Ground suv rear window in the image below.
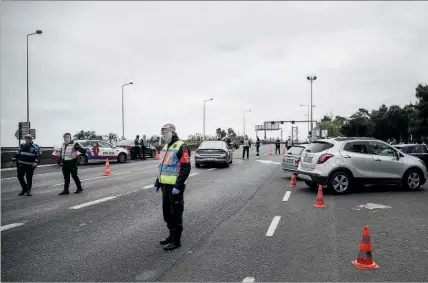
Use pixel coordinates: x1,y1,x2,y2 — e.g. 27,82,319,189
305,141,333,153
286,146,305,155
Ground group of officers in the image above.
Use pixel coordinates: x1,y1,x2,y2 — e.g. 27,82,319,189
133,135,148,160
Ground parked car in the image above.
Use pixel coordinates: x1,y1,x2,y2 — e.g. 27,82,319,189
394,144,428,165
282,144,309,174
195,141,233,168
297,137,427,194
115,139,157,159
52,140,131,165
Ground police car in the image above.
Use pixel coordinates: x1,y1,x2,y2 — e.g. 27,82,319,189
52,140,131,165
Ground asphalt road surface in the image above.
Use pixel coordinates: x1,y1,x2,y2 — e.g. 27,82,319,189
2,144,428,282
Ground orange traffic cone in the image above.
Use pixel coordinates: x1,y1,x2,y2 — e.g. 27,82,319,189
104,158,111,176
314,185,326,208
268,144,273,155
352,226,379,269
289,171,297,188
154,151,159,160
283,147,286,155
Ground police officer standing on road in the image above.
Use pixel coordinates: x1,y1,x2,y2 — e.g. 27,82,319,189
242,135,251,159
12,134,41,196
140,135,147,160
286,136,293,150
57,133,89,195
134,135,142,160
154,124,191,251
255,136,261,156
275,137,281,155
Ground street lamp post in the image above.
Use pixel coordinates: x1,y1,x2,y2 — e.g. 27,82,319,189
121,81,133,139
27,30,43,124
243,110,251,136
301,104,316,137
307,76,317,137
203,98,213,141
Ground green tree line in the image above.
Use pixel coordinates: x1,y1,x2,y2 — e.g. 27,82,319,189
318,84,428,143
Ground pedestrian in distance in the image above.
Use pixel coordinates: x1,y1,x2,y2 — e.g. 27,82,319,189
134,135,142,160
242,135,251,159
154,124,191,251
140,136,147,160
12,134,40,196
286,136,293,150
57,133,90,195
275,137,281,155
255,136,261,156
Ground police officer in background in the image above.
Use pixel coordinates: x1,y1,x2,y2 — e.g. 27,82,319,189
255,136,261,156
286,136,293,150
275,137,281,155
57,133,89,195
140,135,147,160
12,134,40,196
154,124,191,251
134,135,142,160
242,135,251,159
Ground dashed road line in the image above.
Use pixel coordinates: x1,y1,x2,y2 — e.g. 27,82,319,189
69,196,117,210
243,277,255,282
189,172,200,177
283,191,291,201
266,216,281,236
206,168,216,171
1,223,24,232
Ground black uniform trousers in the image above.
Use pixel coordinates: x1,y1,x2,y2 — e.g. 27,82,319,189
242,146,250,159
17,164,35,192
62,161,82,192
141,146,147,160
256,145,260,156
275,145,280,154
161,184,184,244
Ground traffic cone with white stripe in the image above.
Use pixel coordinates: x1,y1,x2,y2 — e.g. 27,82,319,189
268,144,273,155
314,185,326,208
289,171,297,188
104,158,111,176
352,226,379,269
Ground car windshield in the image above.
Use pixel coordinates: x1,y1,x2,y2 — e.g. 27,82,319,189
286,146,306,155
199,141,224,149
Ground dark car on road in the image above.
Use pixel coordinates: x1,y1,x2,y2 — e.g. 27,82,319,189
115,139,157,160
394,144,428,165
195,141,233,168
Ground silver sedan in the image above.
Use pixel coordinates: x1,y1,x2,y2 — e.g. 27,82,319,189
195,141,233,168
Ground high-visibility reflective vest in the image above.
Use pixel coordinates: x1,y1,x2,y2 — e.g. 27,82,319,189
62,143,78,161
158,140,184,185
243,139,250,147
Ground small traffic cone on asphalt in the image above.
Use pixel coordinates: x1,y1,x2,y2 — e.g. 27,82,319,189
268,144,273,155
154,151,159,160
104,158,111,176
314,185,326,208
352,226,379,270
289,171,297,188
283,147,286,155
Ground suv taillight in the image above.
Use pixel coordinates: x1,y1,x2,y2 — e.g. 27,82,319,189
318,153,334,164
295,158,300,164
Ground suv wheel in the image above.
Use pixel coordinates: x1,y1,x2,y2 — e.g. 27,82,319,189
328,171,352,195
77,155,88,165
403,169,422,191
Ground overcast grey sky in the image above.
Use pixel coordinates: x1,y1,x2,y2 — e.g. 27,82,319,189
1,1,427,146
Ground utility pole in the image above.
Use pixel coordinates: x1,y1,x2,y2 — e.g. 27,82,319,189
307,76,317,137
243,110,251,136
121,81,133,139
27,30,43,123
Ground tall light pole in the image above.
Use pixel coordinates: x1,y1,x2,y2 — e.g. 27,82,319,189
27,30,43,124
122,81,133,139
301,104,315,137
243,110,251,136
203,98,213,141
307,76,317,136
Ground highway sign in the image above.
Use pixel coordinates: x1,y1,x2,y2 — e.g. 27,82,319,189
255,125,265,131
30,129,36,139
264,121,280,131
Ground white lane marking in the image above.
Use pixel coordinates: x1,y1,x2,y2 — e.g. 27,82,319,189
1,223,24,231
243,277,255,282
266,216,281,236
69,196,117,210
256,160,281,165
283,191,291,202
143,184,153,189
207,168,216,171
189,173,199,177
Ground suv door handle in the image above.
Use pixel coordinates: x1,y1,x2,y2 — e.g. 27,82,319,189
375,159,381,162
343,155,351,158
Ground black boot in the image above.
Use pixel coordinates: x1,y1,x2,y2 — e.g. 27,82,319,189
26,189,32,196
160,231,171,245
164,227,182,251
59,190,70,195
18,190,26,196
74,188,83,194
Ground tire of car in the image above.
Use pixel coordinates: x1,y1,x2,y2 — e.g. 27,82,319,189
327,170,352,195
402,168,423,191
304,180,318,190
195,163,201,168
117,153,127,163
77,155,88,165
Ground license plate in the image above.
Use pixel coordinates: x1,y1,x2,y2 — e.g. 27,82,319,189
303,156,313,163
287,159,294,163
205,158,215,161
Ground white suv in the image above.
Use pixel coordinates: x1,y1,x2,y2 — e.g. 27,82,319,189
297,137,427,194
